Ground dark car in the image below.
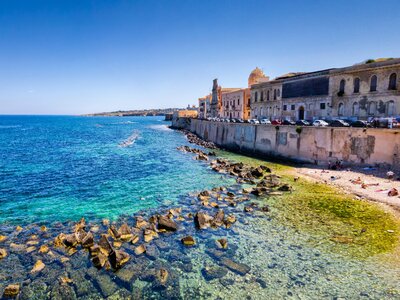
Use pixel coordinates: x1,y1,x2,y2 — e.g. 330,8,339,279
350,120,370,128
295,120,310,126
282,120,296,125
330,120,350,127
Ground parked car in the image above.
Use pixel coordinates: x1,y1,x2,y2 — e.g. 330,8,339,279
330,120,350,127
271,120,282,125
282,120,296,125
312,120,329,127
350,120,370,128
295,120,310,126
237,119,244,123
249,119,260,124
260,119,271,125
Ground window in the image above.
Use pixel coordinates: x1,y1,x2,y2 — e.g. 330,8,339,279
354,78,360,93
370,75,377,92
338,103,344,116
237,99,240,105
254,92,258,102
308,103,313,110
267,90,270,101
283,104,287,111
388,100,395,116
277,89,280,97
291,104,295,111
389,73,397,90
261,91,264,101
352,102,359,116
368,102,376,115
320,103,326,110
339,79,346,95
274,89,277,100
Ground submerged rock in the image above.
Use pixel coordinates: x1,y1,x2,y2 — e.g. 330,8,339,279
31,260,45,274
194,212,212,230
158,216,178,231
3,284,20,298
202,266,228,281
135,244,146,255
216,238,228,249
98,234,113,256
211,210,225,228
181,236,196,246
0,248,7,259
109,249,130,269
220,258,250,276
118,223,133,241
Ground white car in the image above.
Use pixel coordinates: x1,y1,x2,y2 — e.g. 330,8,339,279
249,119,260,124
260,119,271,125
312,120,329,127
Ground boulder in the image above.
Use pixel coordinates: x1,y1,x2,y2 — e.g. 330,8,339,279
156,268,169,286
277,184,292,192
224,215,236,228
131,234,139,244
81,232,94,248
135,244,146,255
109,250,130,269
194,212,211,230
202,266,228,281
63,233,78,247
181,236,195,246
108,225,121,240
158,215,178,232
211,210,225,228
145,244,160,260
3,284,20,298
0,235,7,242
89,244,100,257
0,248,7,259
144,229,158,243
92,253,108,269
244,206,253,213
251,167,264,178
31,260,45,273
135,216,148,229
98,234,114,256
215,238,228,249
261,205,270,212
118,223,133,241
220,258,250,276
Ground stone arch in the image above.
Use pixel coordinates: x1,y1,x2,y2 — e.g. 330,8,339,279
352,102,359,116
370,75,377,92
338,102,344,116
387,100,395,116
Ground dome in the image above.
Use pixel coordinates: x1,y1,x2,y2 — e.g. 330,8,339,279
248,67,269,87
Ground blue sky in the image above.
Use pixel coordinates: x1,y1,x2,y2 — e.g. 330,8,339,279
0,0,399,115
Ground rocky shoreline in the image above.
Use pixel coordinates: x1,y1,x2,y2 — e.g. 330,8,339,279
0,131,294,299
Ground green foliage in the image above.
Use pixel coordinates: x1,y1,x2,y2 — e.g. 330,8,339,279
295,126,302,134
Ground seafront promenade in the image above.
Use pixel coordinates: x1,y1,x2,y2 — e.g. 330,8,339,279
173,117,400,169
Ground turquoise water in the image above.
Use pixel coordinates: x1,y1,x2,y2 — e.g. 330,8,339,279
0,116,232,225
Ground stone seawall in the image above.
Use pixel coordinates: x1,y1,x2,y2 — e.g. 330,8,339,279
175,118,400,168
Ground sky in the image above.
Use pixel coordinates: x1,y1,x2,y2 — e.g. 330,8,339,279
0,0,399,115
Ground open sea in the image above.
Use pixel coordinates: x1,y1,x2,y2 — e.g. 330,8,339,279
0,115,399,299
0,115,232,225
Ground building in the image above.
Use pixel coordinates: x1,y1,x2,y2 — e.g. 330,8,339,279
221,88,251,120
250,58,400,121
209,78,242,118
198,94,212,119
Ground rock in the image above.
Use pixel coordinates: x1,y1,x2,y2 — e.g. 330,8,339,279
242,188,252,194
196,153,209,161
81,232,94,248
109,249,130,269
64,233,78,247
145,244,160,260
40,225,47,232
15,225,23,232
102,219,110,226
144,229,158,243
261,205,270,212
131,234,139,244
59,276,73,285
135,244,146,255
154,239,169,251
195,212,211,230
89,245,100,257
244,206,253,213
98,234,114,256
215,238,228,249
118,223,133,241
251,167,264,178
202,266,228,281
74,217,86,232
70,269,95,297
158,216,178,231
31,260,45,273
0,235,7,242
135,216,148,229
113,241,122,248
0,248,7,259
224,214,236,228
92,253,108,269
108,225,121,240
227,191,235,197
51,282,77,300
211,209,225,227
156,268,169,285
26,246,36,253
181,236,196,246
89,271,118,297
3,284,20,298
107,288,132,300
220,258,250,276
54,233,66,247
388,188,398,197
38,245,49,253
278,184,292,192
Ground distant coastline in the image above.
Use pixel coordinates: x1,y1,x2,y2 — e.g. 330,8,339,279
84,108,181,117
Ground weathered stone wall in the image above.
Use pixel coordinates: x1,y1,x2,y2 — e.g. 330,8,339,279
189,119,400,168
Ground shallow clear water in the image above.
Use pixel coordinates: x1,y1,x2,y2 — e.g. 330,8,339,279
0,116,399,299
0,116,232,225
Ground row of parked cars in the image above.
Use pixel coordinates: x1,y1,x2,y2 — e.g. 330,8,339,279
205,117,399,128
